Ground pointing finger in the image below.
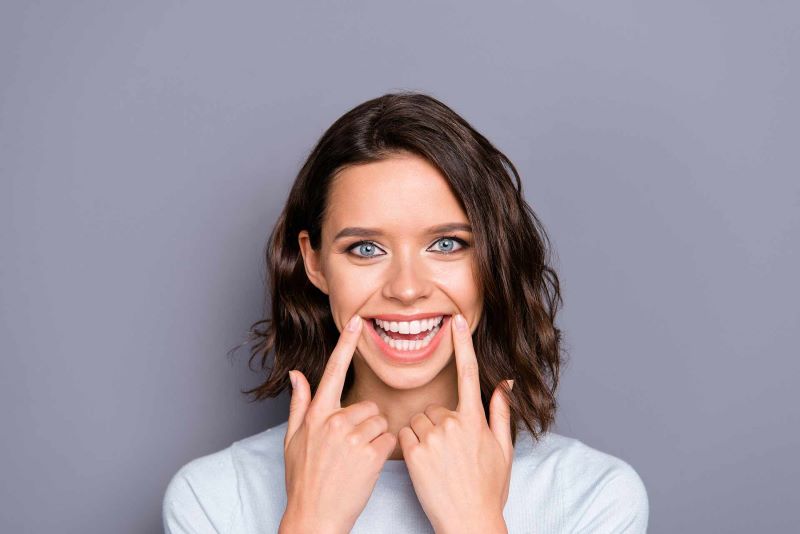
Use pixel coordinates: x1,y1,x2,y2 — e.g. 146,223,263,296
312,314,362,411
451,313,483,417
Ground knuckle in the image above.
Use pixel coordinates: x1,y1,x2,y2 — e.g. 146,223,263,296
364,415,389,434
425,404,438,416
345,432,361,447
425,430,442,446
371,415,388,432
364,415,381,426
442,416,460,432
326,413,348,431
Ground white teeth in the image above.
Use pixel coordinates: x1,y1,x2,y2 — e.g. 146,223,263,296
372,316,445,352
375,315,443,333
377,324,441,351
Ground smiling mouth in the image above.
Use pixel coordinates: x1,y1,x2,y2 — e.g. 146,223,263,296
370,315,448,351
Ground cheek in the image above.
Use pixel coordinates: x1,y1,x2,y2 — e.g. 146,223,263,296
326,267,375,314
433,264,481,306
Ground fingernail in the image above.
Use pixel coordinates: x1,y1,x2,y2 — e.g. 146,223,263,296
454,313,468,331
289,371,296,389
347,314,361,332
507,379,514,391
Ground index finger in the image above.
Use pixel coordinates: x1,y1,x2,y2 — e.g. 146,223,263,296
312,313,362,411
451,313,484,416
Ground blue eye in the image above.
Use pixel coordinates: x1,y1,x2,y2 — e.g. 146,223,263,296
430,236,466,254
345,236,469,258
349,241,385,258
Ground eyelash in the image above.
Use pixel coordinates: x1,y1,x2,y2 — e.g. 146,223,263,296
345,235,470,259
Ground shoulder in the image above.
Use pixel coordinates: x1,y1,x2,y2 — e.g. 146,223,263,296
162,444,237,533
513,430,649,533
162,421,289,533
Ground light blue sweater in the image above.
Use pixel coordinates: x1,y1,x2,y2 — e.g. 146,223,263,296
163,420,648,533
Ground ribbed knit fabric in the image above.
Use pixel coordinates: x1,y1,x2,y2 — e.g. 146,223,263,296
163,420,648,533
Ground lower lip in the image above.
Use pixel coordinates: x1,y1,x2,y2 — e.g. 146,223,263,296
366,316,451,364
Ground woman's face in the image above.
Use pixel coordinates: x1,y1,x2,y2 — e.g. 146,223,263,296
298,153,483,391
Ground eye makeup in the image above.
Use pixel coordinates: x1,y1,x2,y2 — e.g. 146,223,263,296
343,235,471,259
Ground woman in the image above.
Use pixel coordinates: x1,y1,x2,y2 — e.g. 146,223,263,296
163,92,649,533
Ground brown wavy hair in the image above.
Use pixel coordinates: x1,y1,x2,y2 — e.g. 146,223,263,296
228,91,566,446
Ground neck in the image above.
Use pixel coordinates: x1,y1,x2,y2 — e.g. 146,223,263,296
341,356,459,461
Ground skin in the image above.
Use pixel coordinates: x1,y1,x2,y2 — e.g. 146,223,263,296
290,153,513,533
280,316,397,534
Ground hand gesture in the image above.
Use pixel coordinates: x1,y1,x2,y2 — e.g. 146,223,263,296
280,314,398,534
397,313,514,534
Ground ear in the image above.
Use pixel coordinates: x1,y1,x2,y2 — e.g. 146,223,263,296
298,230,329,295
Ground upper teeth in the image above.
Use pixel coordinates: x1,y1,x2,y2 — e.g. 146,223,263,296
375,316,444,334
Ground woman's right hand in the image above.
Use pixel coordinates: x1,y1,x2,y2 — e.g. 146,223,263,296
279,314,397,534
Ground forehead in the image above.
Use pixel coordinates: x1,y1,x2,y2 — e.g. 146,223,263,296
325,154,468,233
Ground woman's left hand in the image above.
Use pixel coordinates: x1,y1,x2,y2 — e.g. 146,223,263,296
398,313,514,534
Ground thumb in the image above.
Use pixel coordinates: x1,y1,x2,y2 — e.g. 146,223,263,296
285,370,311,449
489,379,514,463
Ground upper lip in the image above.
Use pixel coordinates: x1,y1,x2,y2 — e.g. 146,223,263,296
367,312,450,322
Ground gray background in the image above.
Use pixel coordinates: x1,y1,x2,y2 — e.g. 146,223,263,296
1,1,797,532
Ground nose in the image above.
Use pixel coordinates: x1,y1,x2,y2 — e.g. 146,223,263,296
381,245,433,305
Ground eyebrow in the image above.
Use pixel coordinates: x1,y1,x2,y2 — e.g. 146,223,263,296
333,222,473,241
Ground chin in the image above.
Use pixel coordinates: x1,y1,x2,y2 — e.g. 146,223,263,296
370,362,447,390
